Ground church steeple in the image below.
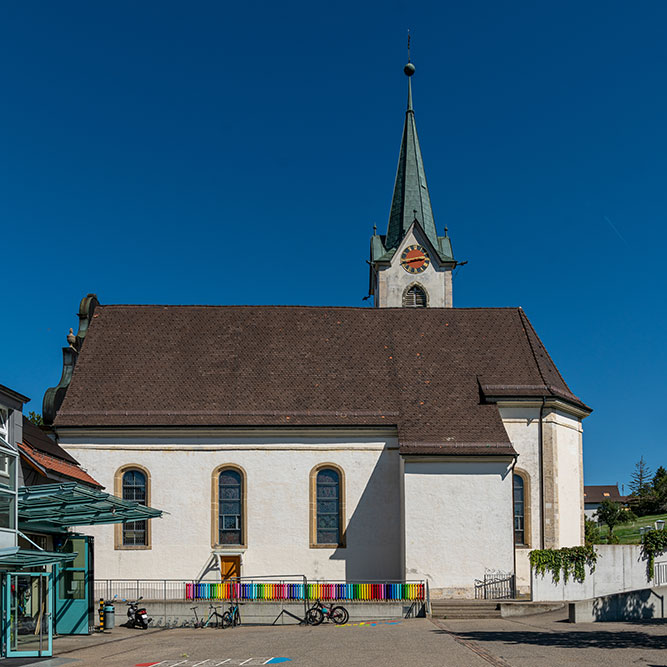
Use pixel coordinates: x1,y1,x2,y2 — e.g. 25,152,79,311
385,62,437,251
369,56,456,308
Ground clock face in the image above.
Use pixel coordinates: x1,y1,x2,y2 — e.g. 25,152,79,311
400,245,430,274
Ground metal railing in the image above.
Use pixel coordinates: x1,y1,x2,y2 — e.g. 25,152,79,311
655,561,667,586
474,572,517,600
95,577,426,603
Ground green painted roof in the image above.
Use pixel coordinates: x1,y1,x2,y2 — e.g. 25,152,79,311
373,66,454,265
0,547,77,569
18,482,163,529
386,73,437,250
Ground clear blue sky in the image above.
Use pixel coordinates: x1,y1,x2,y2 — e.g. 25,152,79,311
2,1,665,490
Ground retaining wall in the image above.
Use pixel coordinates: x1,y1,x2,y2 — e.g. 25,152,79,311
568,585,667,622
112,600,422,627
532,545,654,602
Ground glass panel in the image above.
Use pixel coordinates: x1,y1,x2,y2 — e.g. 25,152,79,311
220,501,240,515
219,469,243,545
59,570,85,600
60,538,86,569
316,469,340,545
513,475,525,545
0,491,16,529
122,470,147,546
11,574,49,654
317,500,338,514
122,521,146,546
317,530,338,544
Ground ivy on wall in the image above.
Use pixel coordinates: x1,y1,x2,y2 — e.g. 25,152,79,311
642,530,667,580
529,546,597,584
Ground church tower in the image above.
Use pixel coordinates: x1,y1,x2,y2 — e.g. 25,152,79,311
369,60,456,308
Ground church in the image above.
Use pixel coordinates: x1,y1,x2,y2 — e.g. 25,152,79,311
42,60,591,598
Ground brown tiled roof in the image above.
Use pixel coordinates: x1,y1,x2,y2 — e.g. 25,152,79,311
584,485,622,504
19,442,102,488
22,417,78,464
53,305,590,455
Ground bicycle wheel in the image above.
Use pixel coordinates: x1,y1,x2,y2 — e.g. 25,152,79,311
221,611,233,628
305,607,324,626
233,609,241,627
330,606,348,625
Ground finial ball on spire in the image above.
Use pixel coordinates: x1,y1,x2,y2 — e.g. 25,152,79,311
404,62,415,76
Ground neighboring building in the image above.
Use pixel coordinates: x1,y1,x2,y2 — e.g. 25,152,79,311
42,60,591,598
584,485,625,521
0,383,163,659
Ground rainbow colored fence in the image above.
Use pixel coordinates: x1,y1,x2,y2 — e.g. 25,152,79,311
185,581,424,602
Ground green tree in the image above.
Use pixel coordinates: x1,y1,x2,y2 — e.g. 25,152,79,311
629,457,653,497
27,411,43,426
595,500,636,544
584,518,601,546
654,466,667,512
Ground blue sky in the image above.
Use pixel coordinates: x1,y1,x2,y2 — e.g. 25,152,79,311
2,1,665,489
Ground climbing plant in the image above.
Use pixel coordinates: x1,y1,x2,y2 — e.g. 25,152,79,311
529,546,597,584
642,530,667,580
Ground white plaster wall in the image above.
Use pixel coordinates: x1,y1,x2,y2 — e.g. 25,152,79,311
532,545,650,601
60,433,402,582
550,410,584,547
376,227,452,308
403,459,514,597
498,407,542,549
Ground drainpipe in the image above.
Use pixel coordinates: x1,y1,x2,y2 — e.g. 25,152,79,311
539,397,546,549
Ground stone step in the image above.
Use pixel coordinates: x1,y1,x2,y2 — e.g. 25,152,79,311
430,600,502,619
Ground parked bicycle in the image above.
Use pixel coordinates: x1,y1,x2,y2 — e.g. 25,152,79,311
221,599,242,628
305,599,348,625
201,603,226,628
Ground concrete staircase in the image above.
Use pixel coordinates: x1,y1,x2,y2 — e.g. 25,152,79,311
430,599,502,619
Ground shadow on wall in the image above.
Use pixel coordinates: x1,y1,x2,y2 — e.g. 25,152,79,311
329,448,402,581
593,588,665,621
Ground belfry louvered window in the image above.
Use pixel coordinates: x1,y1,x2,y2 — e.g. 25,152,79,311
403,285,427,308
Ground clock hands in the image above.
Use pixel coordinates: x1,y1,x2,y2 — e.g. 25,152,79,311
402,255,427,264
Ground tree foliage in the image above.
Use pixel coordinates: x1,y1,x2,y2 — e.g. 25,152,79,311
595,500,636,543
629,457,653,497
584,518,601,546
27,412,43,426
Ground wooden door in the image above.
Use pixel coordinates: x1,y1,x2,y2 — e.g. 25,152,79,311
219,555,240,581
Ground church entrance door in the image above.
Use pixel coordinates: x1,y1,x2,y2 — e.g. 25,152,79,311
219,555,240,581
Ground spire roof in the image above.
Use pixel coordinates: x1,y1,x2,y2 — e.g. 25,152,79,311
385,63,438,251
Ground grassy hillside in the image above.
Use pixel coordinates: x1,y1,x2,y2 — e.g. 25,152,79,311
597,512,667,544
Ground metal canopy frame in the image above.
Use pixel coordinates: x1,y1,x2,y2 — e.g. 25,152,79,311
0,547,77,568
18,482,163,528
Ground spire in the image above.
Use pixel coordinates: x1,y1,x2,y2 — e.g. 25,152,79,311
385,59,438,251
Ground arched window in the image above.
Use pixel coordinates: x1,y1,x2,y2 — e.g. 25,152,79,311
211,465,247,548
219,469,243,545
403,284,428,308
310,464,346,548
114,465,151,549
513,470,531,547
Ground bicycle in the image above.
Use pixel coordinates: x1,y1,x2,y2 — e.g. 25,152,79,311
201,604,226,628
306,599,348,625
190,606,203,628
221,600,242,628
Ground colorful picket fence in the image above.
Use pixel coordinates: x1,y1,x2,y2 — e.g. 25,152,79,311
185,581,424,602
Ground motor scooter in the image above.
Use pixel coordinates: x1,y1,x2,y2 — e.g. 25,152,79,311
125,597,152,629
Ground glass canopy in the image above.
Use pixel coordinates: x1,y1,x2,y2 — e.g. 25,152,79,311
18,482,163,530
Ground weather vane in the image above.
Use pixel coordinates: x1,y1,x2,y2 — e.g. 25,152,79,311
407,29,411,63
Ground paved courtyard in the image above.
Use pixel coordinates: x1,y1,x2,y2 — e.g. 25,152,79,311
18,610,667,667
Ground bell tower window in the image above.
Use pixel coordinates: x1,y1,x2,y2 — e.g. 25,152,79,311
403,285,428,308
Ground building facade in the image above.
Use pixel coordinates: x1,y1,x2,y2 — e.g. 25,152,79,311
43,61,591,598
